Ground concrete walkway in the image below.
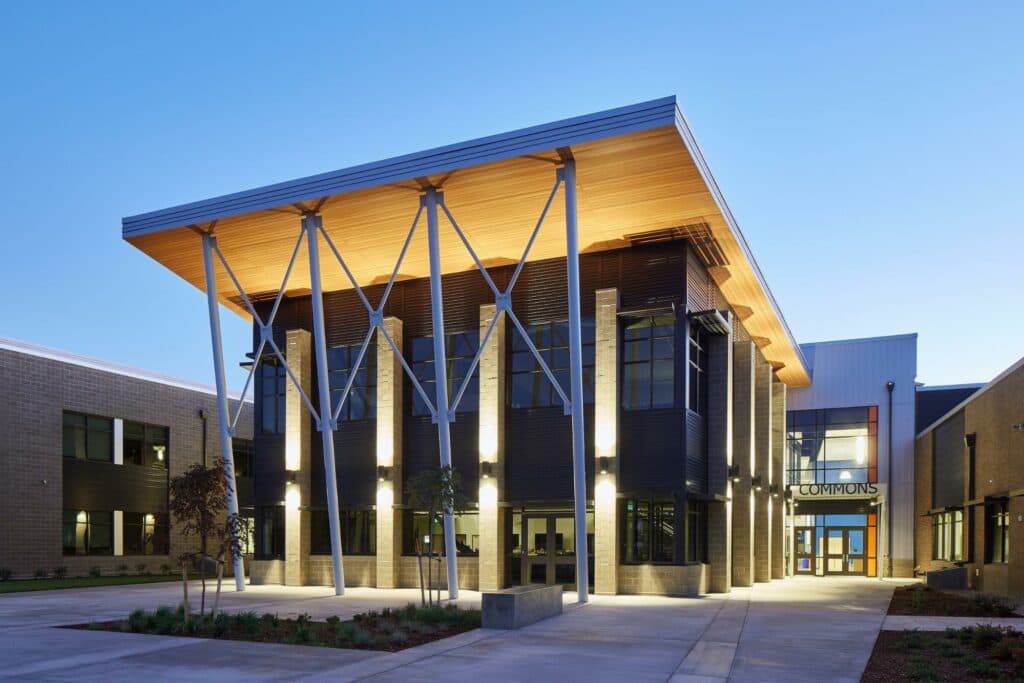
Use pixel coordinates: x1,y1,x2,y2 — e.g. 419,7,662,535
0,577,902,682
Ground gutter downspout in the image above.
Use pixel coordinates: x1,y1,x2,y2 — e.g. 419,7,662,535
886,380,895,578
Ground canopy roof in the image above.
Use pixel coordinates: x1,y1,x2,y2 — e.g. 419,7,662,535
123,96,809,386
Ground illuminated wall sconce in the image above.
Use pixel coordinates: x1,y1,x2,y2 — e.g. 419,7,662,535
377,466,393,482
751,475,764,491
869,498,879,507
784,488,793,502
599,456,611,475
728,464,741,483
769,484,780,498
480,461,494,479
287,470,298,484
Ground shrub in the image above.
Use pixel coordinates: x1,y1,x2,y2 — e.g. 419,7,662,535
136,563,148,575
0,568,11,581
52,566,68,579
116,563,129,576
236,611,260,637
325,615,341,626
128,609,148,632
212,613,230,637
971,623,1011,650
974,593,1018,617
902,629,925,650
906,655,937,681
390,629,409,645
261,613,280,628
34,568,49,579
89,566,102,578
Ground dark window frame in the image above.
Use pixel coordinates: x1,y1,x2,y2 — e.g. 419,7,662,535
259,360,287,434
785,406,879,485
62,509,114,556
931,509,963,562
62,411,113,462
122,511,169,556
411,331,480,417
233,438,254,478
402,510,481,557
621,314,675,411
310,507,377,555
255,505,285,560
986,500,1009,564
327,342,378,422
509,319,595,409
620,498,675,564
123,420,169,469
687,325,708,416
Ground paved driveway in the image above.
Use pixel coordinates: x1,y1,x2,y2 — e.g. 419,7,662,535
0,577,901,682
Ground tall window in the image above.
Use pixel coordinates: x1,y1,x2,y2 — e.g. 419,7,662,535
62,510,113,555
259,361,286,434
687,325,707,415
123,512,169,555
255,505,285,559
123,421,169,468
510,320,595,408
62,412,113,462
327,343,377,421
621,499,674,563
403,511,480,556
686,501,707,563
411,331,479,416
622,315,674,410
786,407,878,484
233,439,254,478
932,509,963,562
311,508,376,555
986,501,1009,564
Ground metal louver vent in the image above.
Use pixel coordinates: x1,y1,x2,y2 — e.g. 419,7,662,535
626,222,729,268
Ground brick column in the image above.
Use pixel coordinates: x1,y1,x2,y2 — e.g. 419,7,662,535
706,320,733,593
376,317,403,588
478,304,506,591
771,379,786,579
732,340,755,587
285,329,312,586
594,288,619,594
753,353,772,583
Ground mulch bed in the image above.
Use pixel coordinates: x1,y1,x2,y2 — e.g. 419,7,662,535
888,585,1021,617
863,628,1024,682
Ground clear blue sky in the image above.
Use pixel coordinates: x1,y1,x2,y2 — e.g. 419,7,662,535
2,2,1021,391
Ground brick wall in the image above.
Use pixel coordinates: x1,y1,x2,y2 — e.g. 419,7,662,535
618,563,707,596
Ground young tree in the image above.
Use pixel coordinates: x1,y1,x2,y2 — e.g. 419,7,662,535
210,513,247,618
168,460,229,619
407,465,468,606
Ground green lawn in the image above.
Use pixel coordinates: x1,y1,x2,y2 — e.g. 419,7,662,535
0,574,183,594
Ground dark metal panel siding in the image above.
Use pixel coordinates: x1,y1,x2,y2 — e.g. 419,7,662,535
916,387,980,434
686,411,707,494
506,406,595,502
686,247,714,312
618,409,685,497
932,410,965,508
402,417,479,501
617,243,686,312
63,460,168,513
310,422,377,507
253,434,286,506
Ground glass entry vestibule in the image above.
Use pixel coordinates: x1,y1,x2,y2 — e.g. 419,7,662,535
793,512,878,577
509,507,594,590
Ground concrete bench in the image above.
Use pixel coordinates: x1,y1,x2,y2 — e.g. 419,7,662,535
481,583,563,629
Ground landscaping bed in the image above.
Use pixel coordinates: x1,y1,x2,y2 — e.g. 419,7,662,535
0,574,181,594
888,584,1020,617
72,603,481,652
863,626,1024,682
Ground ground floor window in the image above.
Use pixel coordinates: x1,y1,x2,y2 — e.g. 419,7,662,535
932,509,963,562
311,508,376,555
62,510,113,555
686,501,707,564
123,512,169,555
255,505,285,560
621,499,675,564
402,510,479,556
986,501,1009,564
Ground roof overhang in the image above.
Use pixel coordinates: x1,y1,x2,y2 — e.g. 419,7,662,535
122,96,810,386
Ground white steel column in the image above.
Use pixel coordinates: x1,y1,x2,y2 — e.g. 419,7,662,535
562,158,590,602
423,188,460,600
200,232,246,592
303,213,345,595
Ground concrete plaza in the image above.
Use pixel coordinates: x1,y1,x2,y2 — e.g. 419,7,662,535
0,577,905,682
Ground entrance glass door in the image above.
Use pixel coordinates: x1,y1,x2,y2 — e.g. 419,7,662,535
824,528,866,575
795,526,815,574
521,514,579,588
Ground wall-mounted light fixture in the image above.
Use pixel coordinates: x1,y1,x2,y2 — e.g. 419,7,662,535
784,488,793,502
769,484,780,498
376,466,392,482
728,464,741,483
287,470,298,484
480,461,493,479
751,475,763,491
599,456,610,475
